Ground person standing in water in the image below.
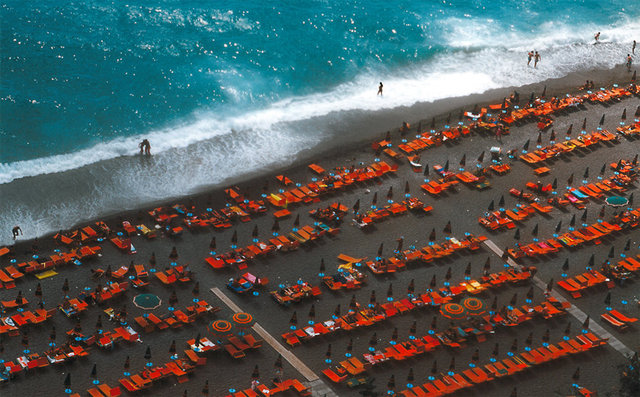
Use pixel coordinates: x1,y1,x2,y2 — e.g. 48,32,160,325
527,50,534,66
594,32,600,42
139,139,151,155
633,40,636,54
377,82,383,96
534,51,541,68
12,225,22,240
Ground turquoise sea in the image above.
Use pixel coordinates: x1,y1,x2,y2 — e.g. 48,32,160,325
1,1,639,243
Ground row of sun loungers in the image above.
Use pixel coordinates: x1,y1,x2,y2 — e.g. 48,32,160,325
507,210,640,259
0,245,101,289
134,300,219,333
520,130,618,164
267,161,397,208
59,281,129,317
223,378,311,397
1,344,90,382
360,235,487,274
557,269,613,298
284,266,535,346
397,333,608,397
206,223,338,270
0,308,57,336
323,297,569,383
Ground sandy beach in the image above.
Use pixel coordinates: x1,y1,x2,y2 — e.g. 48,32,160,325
1,65,639,397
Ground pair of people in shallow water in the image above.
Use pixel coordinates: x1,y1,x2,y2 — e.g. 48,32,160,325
527,50,541,68
138,139,151,155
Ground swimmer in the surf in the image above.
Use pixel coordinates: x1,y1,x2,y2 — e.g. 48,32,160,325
527,50,534,66
534,51,541,68
594,32,600,43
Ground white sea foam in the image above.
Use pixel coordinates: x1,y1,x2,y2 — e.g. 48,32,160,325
1,16,638,245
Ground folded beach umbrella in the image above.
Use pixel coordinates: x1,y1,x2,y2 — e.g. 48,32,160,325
325,344,332,361
386,283,393,300
396,237,403,252
274,355,283,369
251,365,260,380
444,160,450,171
386,186,393,201
387,375,396,392
352,199,360,214
484,257,491,272
567,173,574,186
541,85,546,98
584,167,589,179
429,275,437,289
599,114,605,126
202,380,209,396
429,228,436,242
446,113,451,125
390,328,398,343
449,356,456,371
307,304,316,322
459,154,466,167
430,117,436,131
417,121,422,134
443,221,452,234
622,108,626,121
487,200,495,211
350,294,358,311
523,139,530,151
346,338,353,356
407,279,415,296
549,130,556,142
430,316,437,331
492,343,499,358
319,258,325,275
169,246,178,260
372,192,378,207
498,195,505,207
536,132,542,145
231,230,238,247
334,304,341,318
369,291,376,306
635,105,640,117
271,219,280,234
582,316,590,330
525,332,533,347
423,164,429,176
477,151,485,163
431,360,438,375
542,329,550,342
566,124,573,136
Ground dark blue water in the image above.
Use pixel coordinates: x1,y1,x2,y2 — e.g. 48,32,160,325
1,0,638,243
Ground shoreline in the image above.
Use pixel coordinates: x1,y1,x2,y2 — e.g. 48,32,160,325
1,63,638,397
4,64,636,250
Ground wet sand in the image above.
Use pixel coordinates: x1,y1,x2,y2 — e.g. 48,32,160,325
1,65,639,397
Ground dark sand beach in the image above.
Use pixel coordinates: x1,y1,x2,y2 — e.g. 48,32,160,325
1,65,639,397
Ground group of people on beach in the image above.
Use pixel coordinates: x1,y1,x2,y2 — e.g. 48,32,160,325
524,34,636,70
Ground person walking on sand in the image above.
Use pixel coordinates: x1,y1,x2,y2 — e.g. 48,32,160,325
627,54,633,71
594,32,600,43
527,50,534,66
534,51,541,68
12,226,22,240
377,82,383,96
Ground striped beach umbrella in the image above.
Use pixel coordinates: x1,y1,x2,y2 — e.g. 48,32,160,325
440,303,467,320
210,320,233,338
462,297,486,316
